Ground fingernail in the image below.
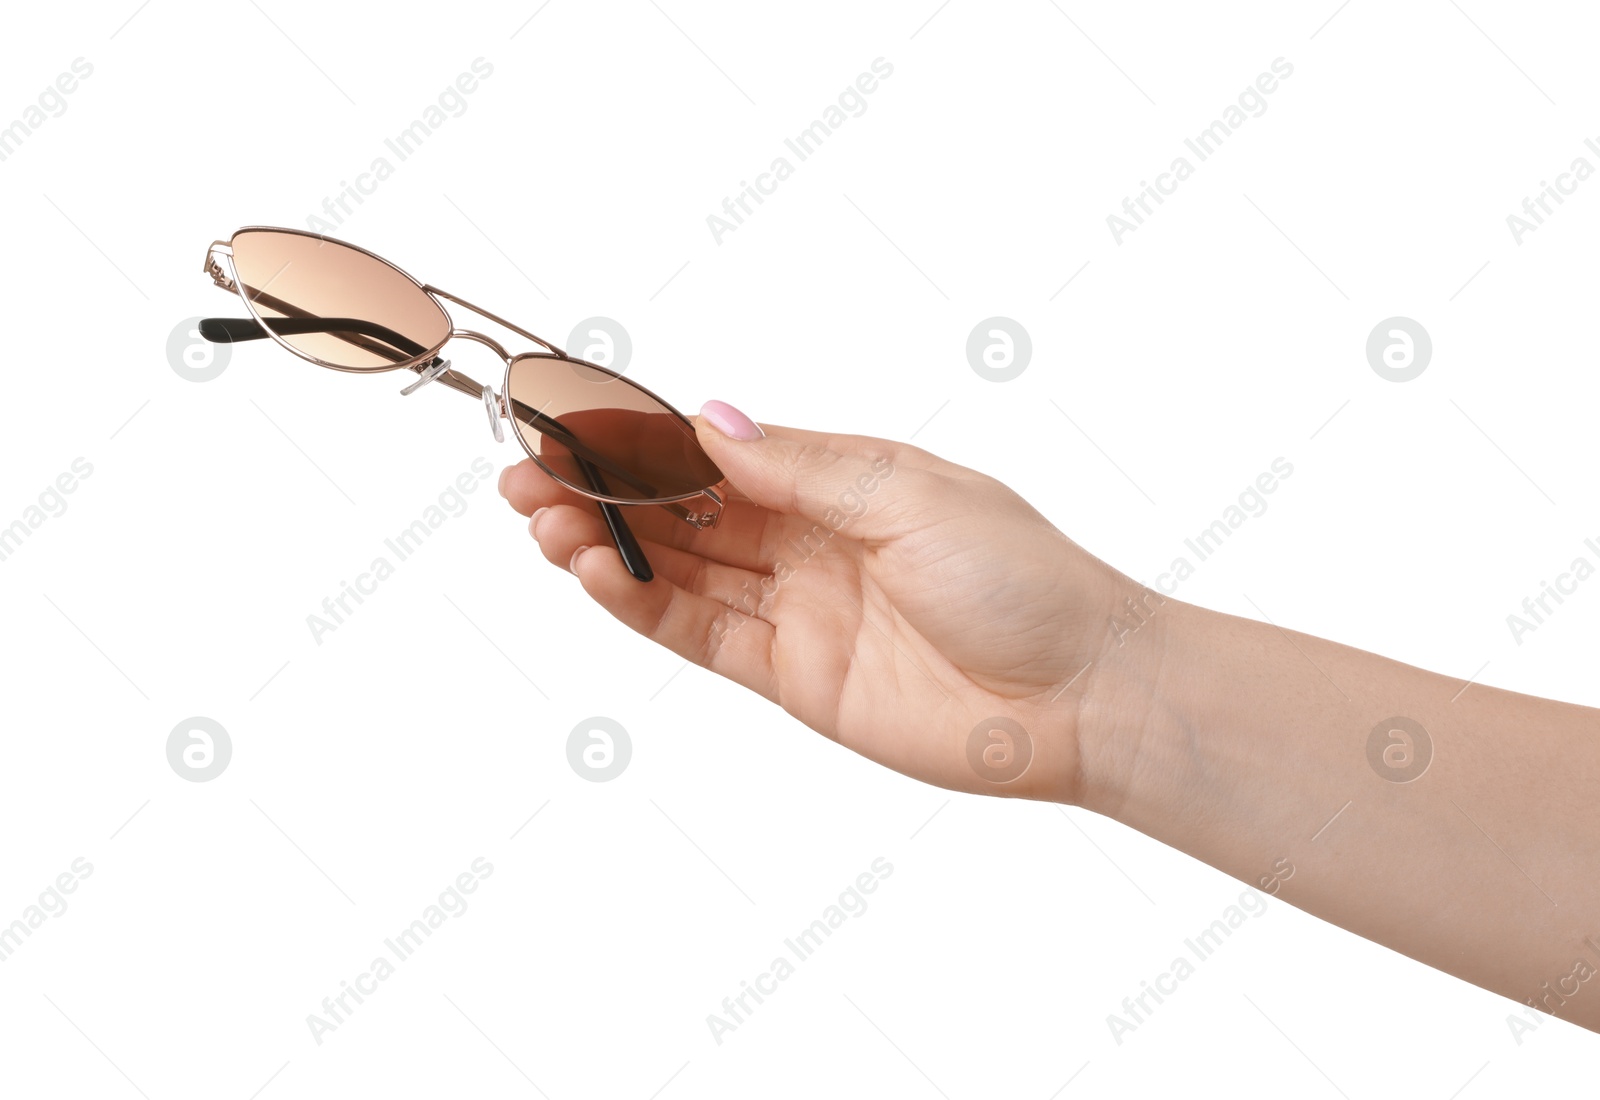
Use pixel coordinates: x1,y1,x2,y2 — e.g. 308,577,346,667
528,507,549,539
700,400,764,441
498,465,513,498
569,545,591,575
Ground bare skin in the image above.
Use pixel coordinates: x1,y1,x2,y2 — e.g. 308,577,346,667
498,402,1600,1036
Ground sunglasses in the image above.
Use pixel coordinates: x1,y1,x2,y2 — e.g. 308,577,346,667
199,226,727,583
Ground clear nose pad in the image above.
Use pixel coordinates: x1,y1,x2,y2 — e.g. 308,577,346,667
400,357,452,396
482,385,505,443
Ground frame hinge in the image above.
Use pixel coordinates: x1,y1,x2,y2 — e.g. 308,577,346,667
676,488,724,529
204,255,235,291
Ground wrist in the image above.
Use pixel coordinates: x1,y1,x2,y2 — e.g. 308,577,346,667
1069,585,1210,816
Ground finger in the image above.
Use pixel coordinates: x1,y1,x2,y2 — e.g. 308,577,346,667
702,420,977,480
499,456,588,516
567,542,780,703
528,503,778,616
695,401,942,540
499,457,785,573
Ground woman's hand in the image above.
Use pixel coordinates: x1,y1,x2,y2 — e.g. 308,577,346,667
498,400,1158,804
502,401,1600,1031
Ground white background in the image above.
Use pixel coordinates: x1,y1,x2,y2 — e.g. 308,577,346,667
1,0,1597,1095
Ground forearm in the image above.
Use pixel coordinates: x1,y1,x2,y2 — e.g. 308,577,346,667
1080,597,1600,1031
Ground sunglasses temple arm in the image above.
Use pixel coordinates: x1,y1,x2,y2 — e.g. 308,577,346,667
202,316,663,495
200,313,657,581
427,367,655,583
577,456,654,582
500,396,661,498
202,314,665,497
199,315,427,360
206,285,433,362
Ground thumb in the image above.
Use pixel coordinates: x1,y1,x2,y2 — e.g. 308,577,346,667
695,400,929,539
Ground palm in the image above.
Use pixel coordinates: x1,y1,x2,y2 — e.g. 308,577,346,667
741,485,1112,799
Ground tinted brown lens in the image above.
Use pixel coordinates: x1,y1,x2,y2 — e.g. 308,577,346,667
229,229,450,370
506,356,722,502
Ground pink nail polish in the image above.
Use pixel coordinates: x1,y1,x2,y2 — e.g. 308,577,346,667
569,545,591,574
700,399,764,441
529,507,549,539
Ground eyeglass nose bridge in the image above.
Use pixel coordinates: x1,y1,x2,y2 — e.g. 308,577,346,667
438,329,515,443
396,328,513,436
446,327,512,362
